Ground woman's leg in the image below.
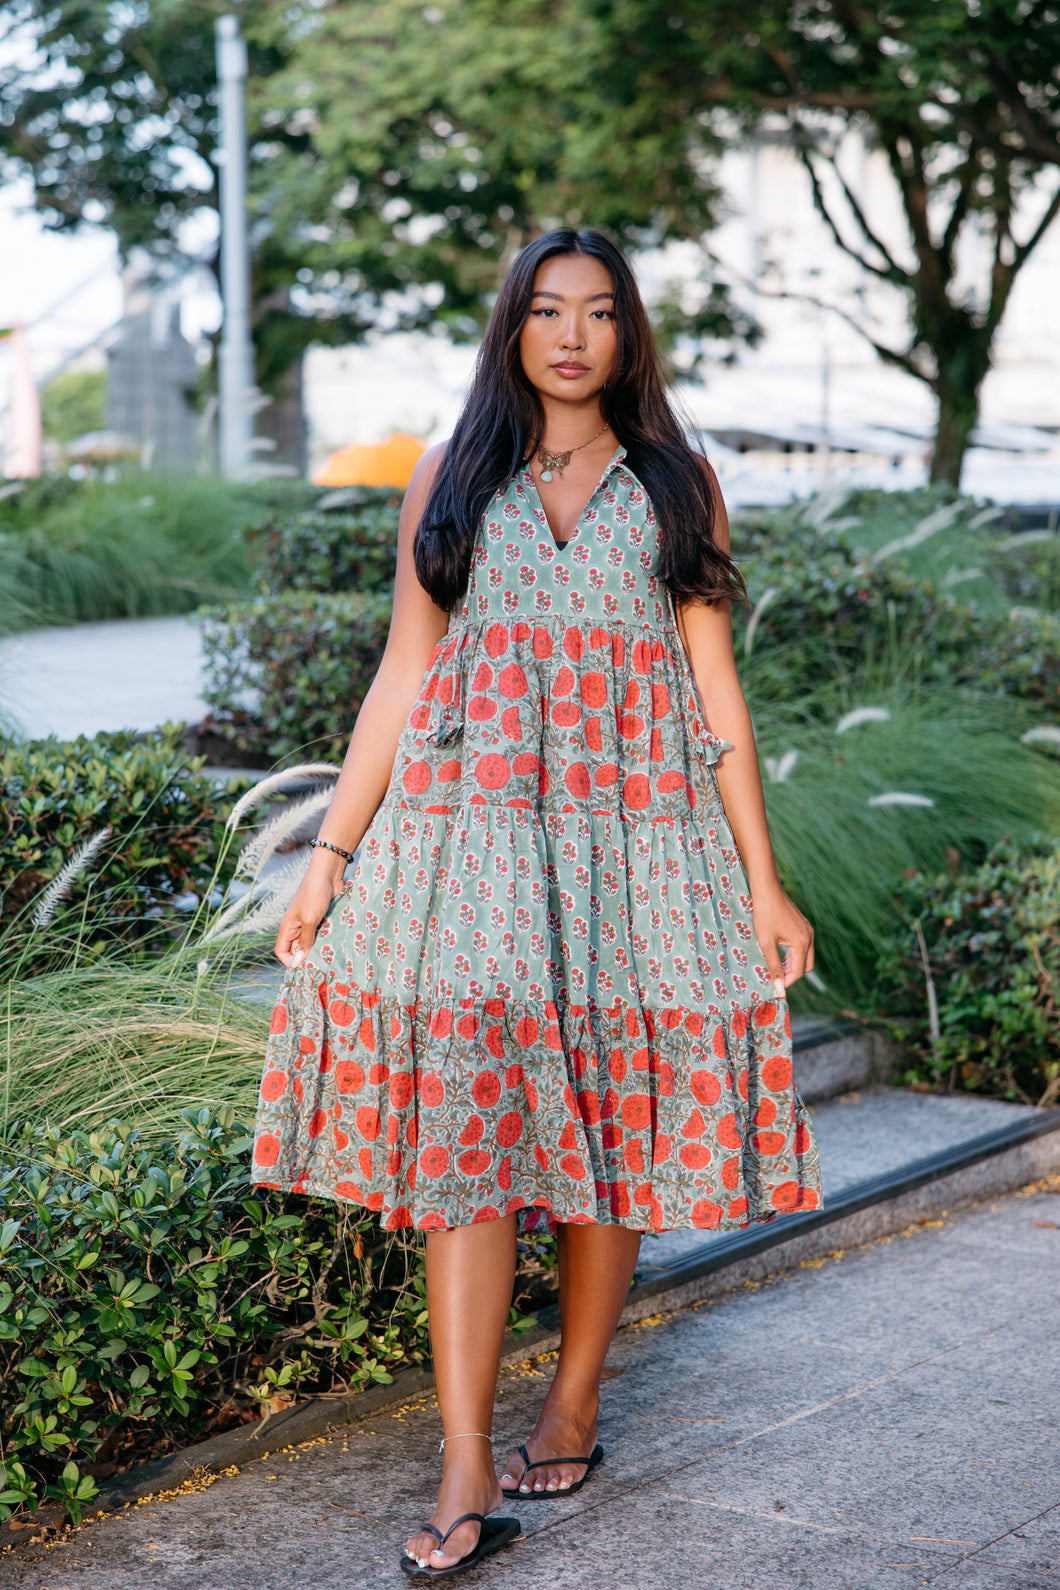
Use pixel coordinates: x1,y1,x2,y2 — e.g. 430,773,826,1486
500,1222,641,1494
404,1214,518,1569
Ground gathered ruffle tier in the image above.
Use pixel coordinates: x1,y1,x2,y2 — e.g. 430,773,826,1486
255,969,819,1232
252,611,821,1231
391,612,731,826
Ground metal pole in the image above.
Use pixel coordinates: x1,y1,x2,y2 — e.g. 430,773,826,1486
215,15,254,479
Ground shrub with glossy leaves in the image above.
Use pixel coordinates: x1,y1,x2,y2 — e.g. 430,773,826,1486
199,591,393,760
248,489,401,596
876,835,1060,1104
0,726,241,956
0,1111,424,1523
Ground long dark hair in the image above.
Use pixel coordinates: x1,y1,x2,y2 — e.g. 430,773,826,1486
415,228,746,612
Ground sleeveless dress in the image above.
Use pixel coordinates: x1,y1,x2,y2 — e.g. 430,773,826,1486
251,445,822,1233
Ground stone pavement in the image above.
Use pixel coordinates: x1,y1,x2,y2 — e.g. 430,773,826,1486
0,616,206,740
7,1179,1059,1590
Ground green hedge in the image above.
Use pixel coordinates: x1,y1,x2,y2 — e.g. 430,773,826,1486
198,488,401,759
876,835,1060,1104
0,727,241,958
0,1112,424,1522
247,489,401,595
734,521,1060,712
199,592,393,759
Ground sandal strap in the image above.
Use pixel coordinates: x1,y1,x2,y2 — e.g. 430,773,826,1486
420,1525,444,1545
521,1453,594,1473
438,1512,486,1548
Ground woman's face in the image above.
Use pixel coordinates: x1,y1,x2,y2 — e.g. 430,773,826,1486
518,253,617,404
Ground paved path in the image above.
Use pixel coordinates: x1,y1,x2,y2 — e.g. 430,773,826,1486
8,1178,1059,1590
0,616,206,740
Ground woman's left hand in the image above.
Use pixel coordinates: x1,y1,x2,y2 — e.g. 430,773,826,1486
751,882,814,997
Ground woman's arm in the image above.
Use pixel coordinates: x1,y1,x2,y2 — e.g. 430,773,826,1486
274,444,452,966
672,465,814,995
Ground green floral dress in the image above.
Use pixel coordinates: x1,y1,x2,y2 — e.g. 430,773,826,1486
251,445,822,1233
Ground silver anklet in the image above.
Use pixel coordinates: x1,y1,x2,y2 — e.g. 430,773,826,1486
439,1432,495,1452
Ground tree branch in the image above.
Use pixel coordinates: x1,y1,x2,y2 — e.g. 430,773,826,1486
793,132,906,284
940,154,978,263
717,256,933,389
698,78,879,114
986,178,1060,336
879,121,953,317
984,50,1060,168
820,135,908,278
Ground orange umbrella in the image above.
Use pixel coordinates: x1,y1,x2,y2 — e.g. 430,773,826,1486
313,431,426,488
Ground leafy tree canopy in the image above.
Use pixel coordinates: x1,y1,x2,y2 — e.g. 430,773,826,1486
573,0,1060,480
0,0,756,387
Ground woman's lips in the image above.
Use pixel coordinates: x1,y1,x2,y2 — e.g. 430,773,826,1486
552,362,589,378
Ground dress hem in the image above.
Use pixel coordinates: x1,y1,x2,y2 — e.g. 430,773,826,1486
250,1168,821,1236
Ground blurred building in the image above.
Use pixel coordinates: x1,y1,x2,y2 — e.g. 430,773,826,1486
106,288,198,471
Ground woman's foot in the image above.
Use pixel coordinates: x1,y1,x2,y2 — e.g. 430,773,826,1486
499,1394,599,1495
404,1443,503,1572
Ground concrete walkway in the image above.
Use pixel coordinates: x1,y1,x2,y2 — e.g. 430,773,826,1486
9,1178,1059,1590
0,616,206,740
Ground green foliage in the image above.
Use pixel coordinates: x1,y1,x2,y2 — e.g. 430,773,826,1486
798,486,1060,617
248,490,401,595
199,592,393,761
0,1111,427,1522
7,0,1058,474
876,837,1060,1105
40,369,107,446
750,684,1060,1007
0,952,266,1142
0,0,755,376
198,487,401,758
0,726,240,960
0,472,265,632
733,495,1060,715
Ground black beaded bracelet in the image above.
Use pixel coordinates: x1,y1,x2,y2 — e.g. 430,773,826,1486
310,838,356,863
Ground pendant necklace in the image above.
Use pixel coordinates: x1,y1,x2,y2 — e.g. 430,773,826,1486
537,422,610,483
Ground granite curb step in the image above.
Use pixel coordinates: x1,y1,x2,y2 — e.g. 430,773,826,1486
83,1091,1060,1518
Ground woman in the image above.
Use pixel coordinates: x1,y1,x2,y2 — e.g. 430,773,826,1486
252,228,821,1579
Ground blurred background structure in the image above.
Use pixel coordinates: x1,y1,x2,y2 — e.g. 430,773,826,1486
0,0,1057,501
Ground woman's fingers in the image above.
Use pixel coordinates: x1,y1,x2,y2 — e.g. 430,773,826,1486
275,914,311,967
758,935,787,1000
779,927,814,987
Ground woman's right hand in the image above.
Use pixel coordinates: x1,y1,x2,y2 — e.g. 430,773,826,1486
274,852,349,968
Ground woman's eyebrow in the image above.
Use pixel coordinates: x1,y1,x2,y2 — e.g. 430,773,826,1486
532,290,615,302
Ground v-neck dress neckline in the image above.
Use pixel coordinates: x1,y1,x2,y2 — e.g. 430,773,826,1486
523,444,627,551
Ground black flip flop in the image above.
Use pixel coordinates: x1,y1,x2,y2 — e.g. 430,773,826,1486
500,1442,604,1499
399,1512,521,1579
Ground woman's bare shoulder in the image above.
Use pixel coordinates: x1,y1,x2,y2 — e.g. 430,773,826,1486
401,440,451,522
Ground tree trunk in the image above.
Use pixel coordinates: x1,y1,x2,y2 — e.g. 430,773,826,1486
929,387,976,486
929,339,991,488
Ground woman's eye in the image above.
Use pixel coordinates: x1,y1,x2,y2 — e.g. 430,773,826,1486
532,308,558,318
